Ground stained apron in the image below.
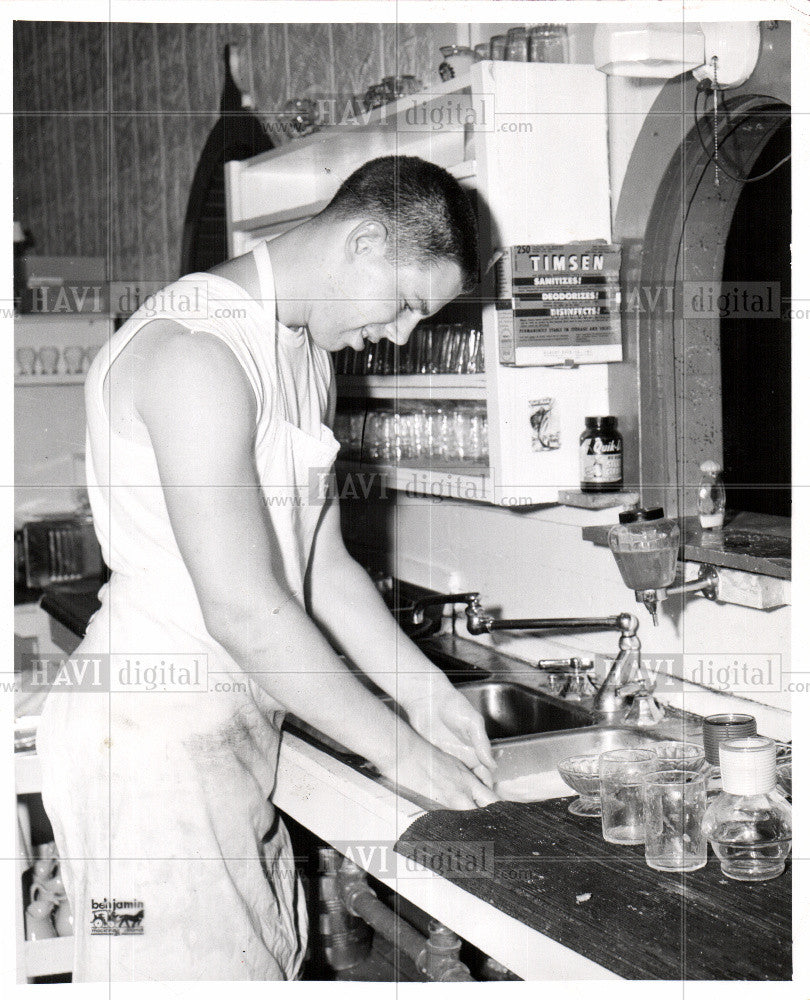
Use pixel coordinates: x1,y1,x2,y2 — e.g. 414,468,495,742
37,243,340,981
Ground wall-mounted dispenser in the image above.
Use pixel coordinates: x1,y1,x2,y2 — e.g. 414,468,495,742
607,507,718,625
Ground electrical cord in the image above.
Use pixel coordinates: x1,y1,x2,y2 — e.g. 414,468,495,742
692,82,791,183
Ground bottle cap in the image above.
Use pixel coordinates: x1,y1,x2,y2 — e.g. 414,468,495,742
700,459,722,474
585,416,618,430
702,713,757,765
719,736,777,795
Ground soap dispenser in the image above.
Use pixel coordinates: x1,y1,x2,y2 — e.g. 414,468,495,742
607,507,680,625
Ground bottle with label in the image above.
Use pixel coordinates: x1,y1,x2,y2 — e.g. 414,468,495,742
580,416,623,492
698,460,726,529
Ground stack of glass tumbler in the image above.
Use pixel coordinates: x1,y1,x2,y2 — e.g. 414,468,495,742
334,323,484,377
334,402,488,467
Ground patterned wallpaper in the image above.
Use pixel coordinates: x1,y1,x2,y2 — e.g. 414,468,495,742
13,20,450,283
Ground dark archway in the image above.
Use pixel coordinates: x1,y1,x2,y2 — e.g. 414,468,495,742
639,93,790,515
180,46,273,275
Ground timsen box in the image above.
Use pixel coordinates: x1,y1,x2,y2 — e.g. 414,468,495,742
496,242,622,366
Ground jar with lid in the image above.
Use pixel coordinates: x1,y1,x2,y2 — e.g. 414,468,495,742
579,416,623,492
439,45,475,81
505,26,529,62
489,34,507,60
702,736,791,881
529,24,570,63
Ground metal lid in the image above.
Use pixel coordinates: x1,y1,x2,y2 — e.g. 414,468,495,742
618,506,665,524
719,736,777,795
584,415,618,430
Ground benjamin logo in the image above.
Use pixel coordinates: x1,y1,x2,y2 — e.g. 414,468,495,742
90,898,144,935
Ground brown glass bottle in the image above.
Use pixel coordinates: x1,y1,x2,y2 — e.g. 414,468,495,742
580,416,623,492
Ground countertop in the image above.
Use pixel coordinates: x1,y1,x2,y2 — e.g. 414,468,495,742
32,584,790,980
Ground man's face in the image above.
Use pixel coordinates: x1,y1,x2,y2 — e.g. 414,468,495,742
307,220,465,352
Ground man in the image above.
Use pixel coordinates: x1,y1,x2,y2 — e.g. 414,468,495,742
37,155,497,981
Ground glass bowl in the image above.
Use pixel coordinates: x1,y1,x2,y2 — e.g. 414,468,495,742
557,754,601,816
651,741,705,772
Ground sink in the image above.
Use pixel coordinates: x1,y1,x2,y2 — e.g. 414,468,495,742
454,681,591,740
492,725,666,802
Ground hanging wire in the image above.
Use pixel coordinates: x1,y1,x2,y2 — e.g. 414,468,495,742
692,80,791,184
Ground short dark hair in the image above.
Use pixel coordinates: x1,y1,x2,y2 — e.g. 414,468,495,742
321,155,479,290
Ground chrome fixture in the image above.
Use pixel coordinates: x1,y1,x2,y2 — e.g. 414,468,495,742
407,592,481,626
633,564,719,627
462,595,663,725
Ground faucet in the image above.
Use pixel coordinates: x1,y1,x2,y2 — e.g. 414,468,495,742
463,595,663,726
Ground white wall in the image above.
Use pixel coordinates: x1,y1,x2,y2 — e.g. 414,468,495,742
14,315,110,521
343,495,790,740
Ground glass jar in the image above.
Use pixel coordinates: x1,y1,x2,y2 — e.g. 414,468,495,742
505,26,529,62
473,43,490,62
489,34,507,61
579,415,623,492
702,737,792,881
528,24,570,63
439,45,475,82
607,507,680,593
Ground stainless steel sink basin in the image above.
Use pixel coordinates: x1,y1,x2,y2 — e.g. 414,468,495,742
454,680,591,740
491,725,666,802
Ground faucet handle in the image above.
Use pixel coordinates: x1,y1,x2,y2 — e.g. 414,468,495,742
622,688,665,727
535,657,593,673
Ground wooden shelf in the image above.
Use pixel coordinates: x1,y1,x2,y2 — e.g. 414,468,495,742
15,374,85,386
232,160,478,233
237,73,473,171
336,375,487,401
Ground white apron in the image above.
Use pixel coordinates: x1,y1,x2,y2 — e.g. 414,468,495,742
37,243,339,981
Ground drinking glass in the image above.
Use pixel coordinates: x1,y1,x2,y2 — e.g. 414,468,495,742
37,345,60,375
432,324,449,374
599,748,657,844
17,347,36,376
643,770,707,872
651,741,705,772
364,410,391,463
63,345,85,375
489,34,507,61
505,26,529,61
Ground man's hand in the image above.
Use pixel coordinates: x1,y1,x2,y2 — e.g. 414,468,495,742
401,685,498,788
380,726,500,811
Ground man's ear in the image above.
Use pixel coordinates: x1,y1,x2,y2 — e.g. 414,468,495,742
346,219,389,260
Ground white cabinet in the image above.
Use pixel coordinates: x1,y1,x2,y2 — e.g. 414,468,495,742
225,62,613,504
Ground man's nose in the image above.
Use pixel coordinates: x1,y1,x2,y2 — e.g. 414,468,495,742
383,314,421,346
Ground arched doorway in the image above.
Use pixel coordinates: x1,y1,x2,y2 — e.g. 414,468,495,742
612,21,791,519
